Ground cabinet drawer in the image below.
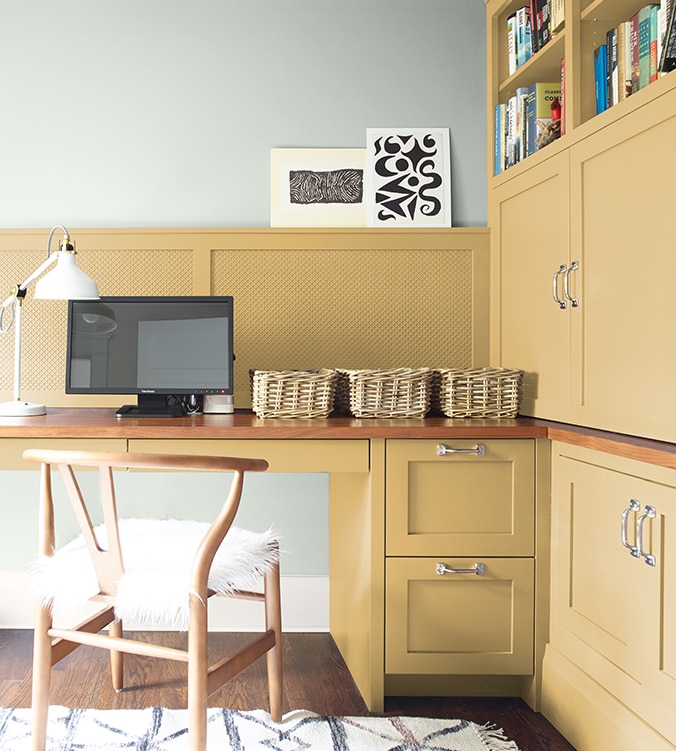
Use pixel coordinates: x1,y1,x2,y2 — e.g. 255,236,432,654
386,439,534,556
385,556,534,675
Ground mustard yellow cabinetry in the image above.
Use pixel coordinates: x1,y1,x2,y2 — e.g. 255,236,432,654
542,442,676,751
384,439,536,680
488,0,676,443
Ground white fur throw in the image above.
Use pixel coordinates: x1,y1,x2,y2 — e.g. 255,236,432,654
29,519,279,630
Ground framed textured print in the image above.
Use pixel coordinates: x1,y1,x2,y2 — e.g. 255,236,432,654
366,128,452,227
270,148,367,227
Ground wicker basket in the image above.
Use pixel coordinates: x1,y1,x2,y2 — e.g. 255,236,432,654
436,367,524,418
250,369,337,418
336,367,433,418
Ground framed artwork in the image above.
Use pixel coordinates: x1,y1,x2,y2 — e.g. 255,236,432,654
270,148,367,227
366,128,452,227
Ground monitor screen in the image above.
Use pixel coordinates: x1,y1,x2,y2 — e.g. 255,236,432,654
66,296,234,417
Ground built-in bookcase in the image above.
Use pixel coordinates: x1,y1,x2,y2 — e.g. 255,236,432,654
487,0,676,180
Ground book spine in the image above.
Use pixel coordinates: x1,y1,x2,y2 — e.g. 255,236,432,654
516,7,532,68
560,56,566,136
617,21,632,100
594,44,609,114
516,86,529,162
551,0,564,32
659,0,676,71
608,28,619,106
529,0,540,53
650,5,659,81
631,12,641,92
639,5,654,89
507,14,517,75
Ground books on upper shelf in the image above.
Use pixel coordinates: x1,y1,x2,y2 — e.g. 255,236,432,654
493,81,561,175
506,2,553,77
592,2,675,119
550,0,564,33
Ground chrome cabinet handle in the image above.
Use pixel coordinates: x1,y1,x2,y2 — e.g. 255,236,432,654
564,260,579,307
621,499,641,557
636,505,657,567
552,264,567,309
437,562,485,576
437,443,486,457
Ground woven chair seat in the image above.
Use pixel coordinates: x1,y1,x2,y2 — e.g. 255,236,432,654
30,519,279,630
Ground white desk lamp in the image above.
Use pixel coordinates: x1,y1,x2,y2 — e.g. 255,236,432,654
0,225,100,417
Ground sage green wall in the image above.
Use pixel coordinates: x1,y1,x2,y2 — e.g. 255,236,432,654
0,0,486,228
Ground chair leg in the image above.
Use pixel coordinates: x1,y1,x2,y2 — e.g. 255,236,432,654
109,618,124,691
264,558,283,722
31,605,53,751
188,592,209,751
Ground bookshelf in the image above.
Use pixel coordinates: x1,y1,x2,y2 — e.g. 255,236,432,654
488,0,676,176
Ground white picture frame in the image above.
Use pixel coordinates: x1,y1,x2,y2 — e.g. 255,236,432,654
270,148,367,227
366,128,452,227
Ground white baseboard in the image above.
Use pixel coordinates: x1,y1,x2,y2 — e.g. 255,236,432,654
0,572,329,632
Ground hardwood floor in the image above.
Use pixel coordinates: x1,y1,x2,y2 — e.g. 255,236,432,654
0,630,575,750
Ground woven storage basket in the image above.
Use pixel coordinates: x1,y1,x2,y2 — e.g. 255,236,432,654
250,369,337,418
436,367,524,418
336,367,433,418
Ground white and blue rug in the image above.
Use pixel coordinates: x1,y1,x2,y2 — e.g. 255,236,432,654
0,706,521,750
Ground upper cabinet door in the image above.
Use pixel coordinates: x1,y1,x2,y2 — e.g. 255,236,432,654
569,88,676,443
491,151,572,422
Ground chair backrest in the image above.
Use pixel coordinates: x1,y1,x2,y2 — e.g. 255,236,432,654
23,449,269,598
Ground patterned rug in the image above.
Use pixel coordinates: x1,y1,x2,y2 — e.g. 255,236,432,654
0,706,521,750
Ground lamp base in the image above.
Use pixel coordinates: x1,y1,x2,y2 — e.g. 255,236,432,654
0,400,47,417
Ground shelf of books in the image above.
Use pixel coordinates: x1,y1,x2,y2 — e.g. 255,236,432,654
488,0,676,179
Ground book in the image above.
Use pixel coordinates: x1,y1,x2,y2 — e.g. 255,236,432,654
550,0,564,32
494,103,506,175
507,14,517,75
638,5,658,89
631,12,641,92
607,28,619,106
658,0,672,66
525,81,562,155
516,86,529,161
650,4,659,81
617,21,632,100
560,56,566,136
594,44,609,113
505,95,518,169
659,0,676,70
515,7,533,68
529,0,540,53
529,0,551,52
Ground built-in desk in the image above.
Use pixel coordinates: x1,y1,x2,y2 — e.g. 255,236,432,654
0,409,554,710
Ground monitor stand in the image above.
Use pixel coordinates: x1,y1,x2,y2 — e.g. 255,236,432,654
115,394,183,418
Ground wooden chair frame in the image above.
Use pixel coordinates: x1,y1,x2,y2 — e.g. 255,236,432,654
23,448,282,751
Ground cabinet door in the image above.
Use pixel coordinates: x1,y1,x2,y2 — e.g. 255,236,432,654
386,439,534,557
569,89,676,443
551,443,676,744
491,152,571,421
386,556,534,675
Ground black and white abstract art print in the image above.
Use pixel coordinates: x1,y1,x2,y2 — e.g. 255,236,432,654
270,148,367,226
366,128,452,227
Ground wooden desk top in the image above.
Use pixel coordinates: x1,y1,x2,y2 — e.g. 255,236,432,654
0,408,548,440
0,409,674,469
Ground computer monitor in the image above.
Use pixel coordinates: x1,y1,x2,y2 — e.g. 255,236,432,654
66,296,234,417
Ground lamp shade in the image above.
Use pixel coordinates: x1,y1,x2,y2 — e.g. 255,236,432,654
33,251,99,300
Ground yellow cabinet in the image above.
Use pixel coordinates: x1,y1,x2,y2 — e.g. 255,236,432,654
386,556,534,675
385,438,536,678
544,442,676,751
490,152,571,421
568,89,676,443
386,438,535,556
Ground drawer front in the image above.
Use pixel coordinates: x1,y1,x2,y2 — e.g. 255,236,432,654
0,438,128,470
129,439,370,473
386,556,534,675
386,439,534,556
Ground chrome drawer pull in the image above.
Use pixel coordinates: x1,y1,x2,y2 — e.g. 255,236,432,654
436,562,485,576
564,260,579,307
437,443,486,457
621,499,641,557
636,505,657,567
552,264,567,309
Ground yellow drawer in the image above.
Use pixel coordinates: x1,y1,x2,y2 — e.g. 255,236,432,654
129,438,369,474
0,438,128,470
386,556,534,675
386,438,534,556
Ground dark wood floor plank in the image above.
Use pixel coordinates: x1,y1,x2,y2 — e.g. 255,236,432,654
0,630,575,750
